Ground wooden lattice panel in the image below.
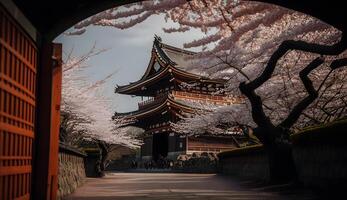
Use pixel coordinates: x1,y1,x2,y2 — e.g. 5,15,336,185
0,5,37,200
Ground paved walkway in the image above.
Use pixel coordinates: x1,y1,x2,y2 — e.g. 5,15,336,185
66,173,316,200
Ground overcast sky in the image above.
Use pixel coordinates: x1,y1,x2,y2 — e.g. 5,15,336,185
54,14,206,113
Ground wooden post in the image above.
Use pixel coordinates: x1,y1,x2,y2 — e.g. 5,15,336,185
48,43,62,199
32,41,62,200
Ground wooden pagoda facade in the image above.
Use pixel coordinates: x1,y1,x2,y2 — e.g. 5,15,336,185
115,37,246,160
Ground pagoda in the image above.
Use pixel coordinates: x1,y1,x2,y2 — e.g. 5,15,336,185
115,36,248,161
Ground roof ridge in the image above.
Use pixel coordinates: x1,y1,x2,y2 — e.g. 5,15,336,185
160,43,196,55
154,35,196,55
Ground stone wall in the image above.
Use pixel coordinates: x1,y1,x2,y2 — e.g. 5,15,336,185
218,120,347,188
293,129,347,187
58,143,86,199
218,145,269,180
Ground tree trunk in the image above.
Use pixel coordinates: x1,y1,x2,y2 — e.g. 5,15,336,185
96,141,109,177
265,141,297,183
100,146,108,172
254,128,298,183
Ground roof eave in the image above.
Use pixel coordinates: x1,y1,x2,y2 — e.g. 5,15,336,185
113,96,202,119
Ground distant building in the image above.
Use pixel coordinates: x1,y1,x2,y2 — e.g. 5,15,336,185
114,36,250,161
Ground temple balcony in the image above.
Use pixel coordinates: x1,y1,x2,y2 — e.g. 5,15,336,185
137,90,242,110
138,93,168,110
171,91,240,105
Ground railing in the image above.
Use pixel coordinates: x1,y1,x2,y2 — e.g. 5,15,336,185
188,145,235,153
138,93,168,110
144,124,171,134
137,90,242,110
172,91,238,105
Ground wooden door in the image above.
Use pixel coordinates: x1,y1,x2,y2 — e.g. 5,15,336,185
0,4,37,199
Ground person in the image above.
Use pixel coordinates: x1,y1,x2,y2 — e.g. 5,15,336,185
131,160,136,169
95,160,104,177
158,154,164,168
149,160,154,169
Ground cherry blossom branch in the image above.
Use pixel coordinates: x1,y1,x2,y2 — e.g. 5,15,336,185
279,57,324,129
246,35,347,91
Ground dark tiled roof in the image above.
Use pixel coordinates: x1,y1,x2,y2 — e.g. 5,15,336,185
115,37,225,94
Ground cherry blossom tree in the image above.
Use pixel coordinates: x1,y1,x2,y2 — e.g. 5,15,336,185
167,1,347,182
66,0,347,182
61,45,142,175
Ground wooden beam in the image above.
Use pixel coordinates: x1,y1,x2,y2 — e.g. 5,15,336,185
32,41,62,200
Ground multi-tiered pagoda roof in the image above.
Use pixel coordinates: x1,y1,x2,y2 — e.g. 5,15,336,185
114,36,238,127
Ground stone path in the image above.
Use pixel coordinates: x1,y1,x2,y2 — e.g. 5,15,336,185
66,173,316,200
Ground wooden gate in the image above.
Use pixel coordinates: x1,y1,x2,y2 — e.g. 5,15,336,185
0,5,37,199
1,3,62,199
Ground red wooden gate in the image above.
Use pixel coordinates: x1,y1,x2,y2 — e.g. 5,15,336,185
0,4,37,199
1,3,62,199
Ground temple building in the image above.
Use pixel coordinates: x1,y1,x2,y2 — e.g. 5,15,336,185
114,36,250,161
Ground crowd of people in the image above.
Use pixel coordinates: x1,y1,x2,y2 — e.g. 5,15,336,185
130,152,218,172
131,155,174,169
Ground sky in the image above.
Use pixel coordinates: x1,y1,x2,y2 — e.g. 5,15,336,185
54,13,206,113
